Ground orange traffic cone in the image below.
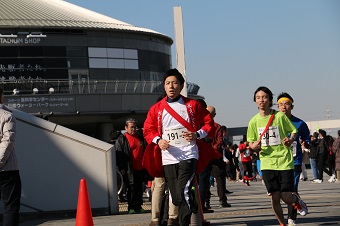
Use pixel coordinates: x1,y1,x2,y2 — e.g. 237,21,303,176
75,178,94,226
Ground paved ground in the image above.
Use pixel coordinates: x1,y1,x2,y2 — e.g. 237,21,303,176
16,174,340,226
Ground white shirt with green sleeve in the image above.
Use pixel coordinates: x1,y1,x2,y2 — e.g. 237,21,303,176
247,110,297,170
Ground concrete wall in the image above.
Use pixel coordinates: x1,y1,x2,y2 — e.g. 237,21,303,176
6,108,118,215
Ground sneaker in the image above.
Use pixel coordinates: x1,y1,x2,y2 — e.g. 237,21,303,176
312,179,322,183
167,218,179,226
149,221,160,226
128,209,138,214
225,189,233,194
267,192,271,196
328,175,336,182
138,208,147,213
287,219,296,226
219,201,231,208
292,193,308,216
202,207,214,213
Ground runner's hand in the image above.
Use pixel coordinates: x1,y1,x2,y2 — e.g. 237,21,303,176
251,140,261,150
158,139,170,150
182,131,197,142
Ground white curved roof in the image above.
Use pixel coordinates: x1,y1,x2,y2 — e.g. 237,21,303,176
0,0,167,37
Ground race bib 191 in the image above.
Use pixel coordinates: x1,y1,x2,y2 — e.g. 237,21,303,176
258,126,281,147
162,126,188,147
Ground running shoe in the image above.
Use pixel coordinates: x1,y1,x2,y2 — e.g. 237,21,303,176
292,193,308,216
128,209,138,214
287,219,296,226
312,179,322,183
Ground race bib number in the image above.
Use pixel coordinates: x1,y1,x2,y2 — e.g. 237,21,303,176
258,126,281,146
291,141,297,157
162,126,188,147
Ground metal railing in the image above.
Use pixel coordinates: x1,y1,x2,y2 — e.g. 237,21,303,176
0,79,200,95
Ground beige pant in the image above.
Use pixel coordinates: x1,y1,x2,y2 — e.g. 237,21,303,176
151,177,178,222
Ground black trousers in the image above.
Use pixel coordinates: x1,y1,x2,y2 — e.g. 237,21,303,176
318,152,331,181
242,161,253,179
211,158,227,202
198,163,212,207
164,159,197,226
127,169,145,211
0,171,21,226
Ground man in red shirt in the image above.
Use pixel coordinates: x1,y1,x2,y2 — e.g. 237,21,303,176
115,118,146,214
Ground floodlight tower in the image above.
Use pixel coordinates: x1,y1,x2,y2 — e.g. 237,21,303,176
174,6,187,97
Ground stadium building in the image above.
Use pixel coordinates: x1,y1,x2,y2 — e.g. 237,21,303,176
0,0,201,140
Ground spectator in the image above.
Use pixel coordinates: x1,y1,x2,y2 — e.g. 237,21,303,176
115,118,147,214
332,130,340,182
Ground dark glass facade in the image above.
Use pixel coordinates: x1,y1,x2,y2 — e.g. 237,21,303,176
0,29,172,86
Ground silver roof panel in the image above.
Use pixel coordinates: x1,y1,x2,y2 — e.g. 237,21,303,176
0,0,165,36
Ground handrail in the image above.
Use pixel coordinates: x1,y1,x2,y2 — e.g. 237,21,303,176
0,79,200,95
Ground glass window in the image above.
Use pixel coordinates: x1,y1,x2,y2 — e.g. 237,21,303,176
123,49,138,59
19,58,45,68
44,46,66,57
20,46,44,57
0,58,20,68
124,59,138,69
88,47,107,57
108,59,124,69
107,48,124,58
45,58,68,68
89,58,108,68
44,69,68,79
67,47,88,57
0,47,19,57
67,58,88,68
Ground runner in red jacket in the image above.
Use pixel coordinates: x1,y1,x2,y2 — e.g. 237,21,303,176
142,69,220,226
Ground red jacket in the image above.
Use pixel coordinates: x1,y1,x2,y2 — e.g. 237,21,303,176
142,96,221,177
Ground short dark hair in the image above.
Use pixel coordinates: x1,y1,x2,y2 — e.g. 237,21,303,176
277,92,294,103
125,118,137,126
253,86,273,107
221,125,227,132
163,68,185,85
196,99,207,108
318,129,326,138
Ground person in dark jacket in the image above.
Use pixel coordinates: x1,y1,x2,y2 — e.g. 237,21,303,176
313,129,331,183
309,132,320,181
115,118,147,214
207,107,231,208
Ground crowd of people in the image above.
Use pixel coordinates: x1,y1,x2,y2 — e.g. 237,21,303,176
112,69,340,226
